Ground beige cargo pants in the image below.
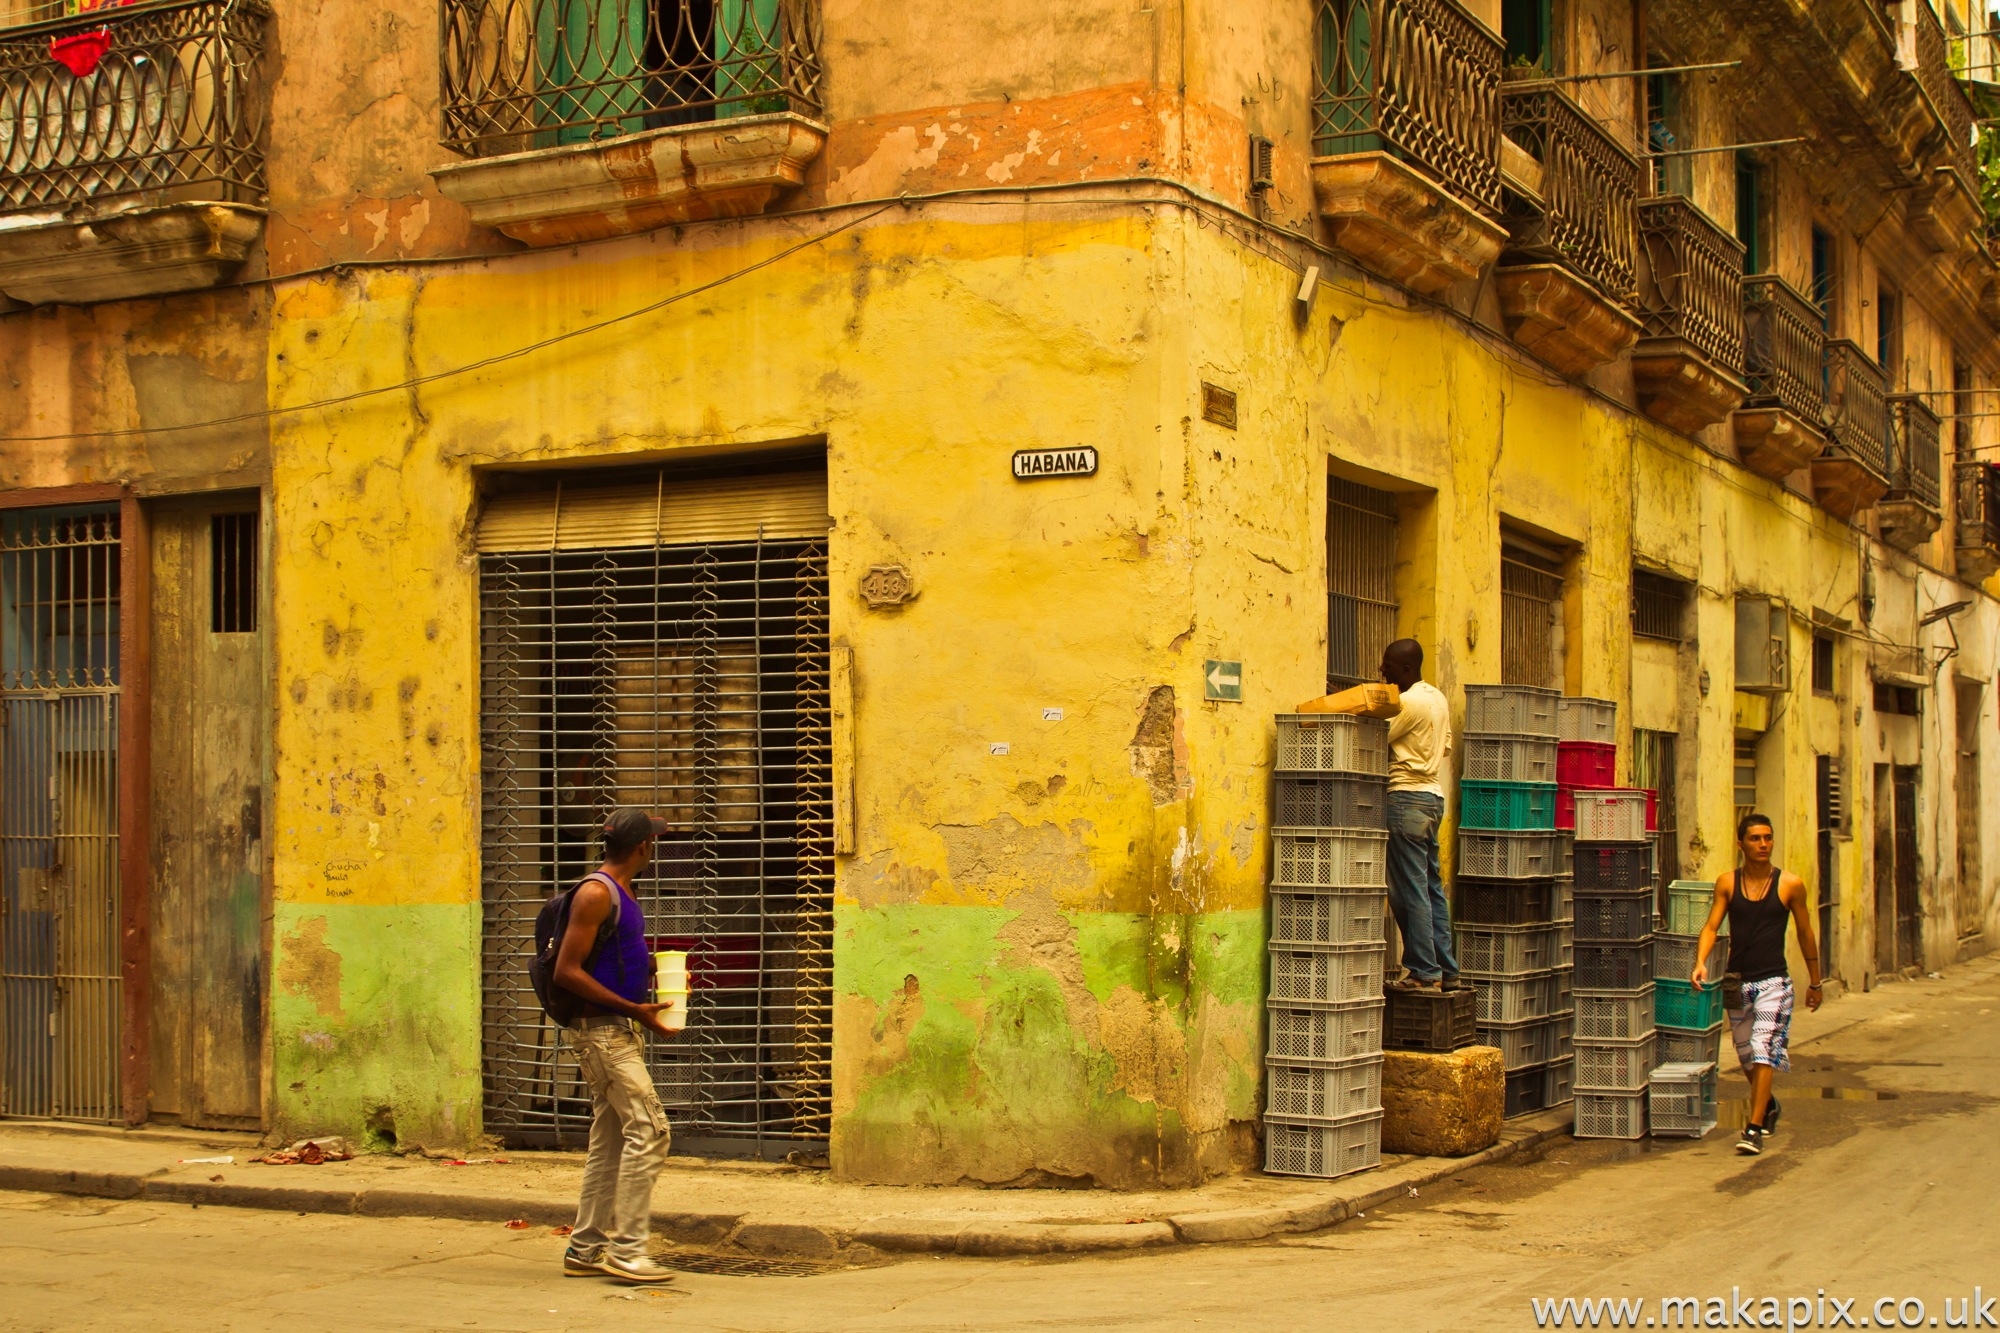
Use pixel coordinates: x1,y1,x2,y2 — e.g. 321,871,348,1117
566,1020,671,1261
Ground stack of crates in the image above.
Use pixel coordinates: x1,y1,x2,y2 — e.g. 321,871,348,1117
1567,696,1658,1139
1455,684,1573,1118
1263,712,1392,1179
1657,879,1729,1071
1649,1060,1720,1138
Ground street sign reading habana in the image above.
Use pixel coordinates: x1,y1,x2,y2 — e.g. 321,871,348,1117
1012,447,1098,479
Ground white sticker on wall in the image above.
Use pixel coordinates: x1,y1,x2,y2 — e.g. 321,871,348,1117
989,743,1011,756
1042,708,1064,722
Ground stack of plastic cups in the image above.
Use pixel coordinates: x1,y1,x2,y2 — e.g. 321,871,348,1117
1656,880,1729,1070
1262,712,1392,1179
1566,700,1658,1140
1453,684,1573,1118
653,949,689,1032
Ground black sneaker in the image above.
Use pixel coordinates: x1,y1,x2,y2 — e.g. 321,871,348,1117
1735,1124,1764,1156
1763,1097,1781,1135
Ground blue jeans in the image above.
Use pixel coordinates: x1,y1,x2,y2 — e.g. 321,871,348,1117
1387,790,1458,981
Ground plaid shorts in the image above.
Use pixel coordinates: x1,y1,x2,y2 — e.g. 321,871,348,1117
1729,976,1795,1073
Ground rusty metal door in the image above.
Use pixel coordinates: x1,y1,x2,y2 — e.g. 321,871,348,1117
146,499,266,1128
0,507,123,1122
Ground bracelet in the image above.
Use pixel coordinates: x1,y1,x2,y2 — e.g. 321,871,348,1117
1808,982,1823,989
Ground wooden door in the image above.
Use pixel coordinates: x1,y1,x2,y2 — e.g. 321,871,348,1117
148,498,266,1128
1893,766,1921,973
1873,764,1895,976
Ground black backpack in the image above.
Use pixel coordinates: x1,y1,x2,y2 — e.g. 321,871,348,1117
529,872,626,1025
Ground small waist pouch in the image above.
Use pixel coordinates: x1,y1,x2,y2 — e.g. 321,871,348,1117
1720,972,1746,1010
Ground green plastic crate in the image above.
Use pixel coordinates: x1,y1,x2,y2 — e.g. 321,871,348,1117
1459,780,1558,830
1665,879,1730,935
1655,978,1724,1029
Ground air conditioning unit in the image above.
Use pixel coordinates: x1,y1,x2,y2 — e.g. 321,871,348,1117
1735,596,1790,694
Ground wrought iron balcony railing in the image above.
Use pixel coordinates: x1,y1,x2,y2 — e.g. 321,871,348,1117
1499,80,1640,303
439,0,823,158
0,0,269,213
1956,459,2000,552
1885,393,1943,509
1912,0,1978,187
1822,339,1890,477
1741,275,1826,425
1311,0,1503,217
1636,194,1744,374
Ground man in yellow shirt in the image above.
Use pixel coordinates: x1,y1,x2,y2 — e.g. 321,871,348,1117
1381,639,1459,992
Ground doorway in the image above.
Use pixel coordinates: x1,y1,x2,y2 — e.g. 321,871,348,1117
146,496,268,1128
1893,765,1920,971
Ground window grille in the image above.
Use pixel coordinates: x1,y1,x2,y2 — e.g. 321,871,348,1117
1631,570,1685,643
1326,478,1398,690
209,513,257,634
1632,729,1678,884
478,478,831,1156
0,506,123,1123
1733,736,1759,828
1811,632,1835,693
1501,540,1563,688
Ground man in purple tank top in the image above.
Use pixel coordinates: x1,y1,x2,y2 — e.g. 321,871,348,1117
551,807,680,1283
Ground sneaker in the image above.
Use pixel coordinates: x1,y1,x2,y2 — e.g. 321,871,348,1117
604,1253,677,1284
1763,1097,1781,1135
563,1247,612,1278
1735,1124,1764,1156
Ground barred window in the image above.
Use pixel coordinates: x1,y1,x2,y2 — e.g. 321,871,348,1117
1326,478,1399,690
1811,631,1836,693
1501,539,1564,688
1632,570,1686,643
1632,729,1680,884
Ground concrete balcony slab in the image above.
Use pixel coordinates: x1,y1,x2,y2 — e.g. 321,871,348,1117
1732,408,1823,482
1493,263,1641,377
1631,336,1747,435
0,202,264,307
1310,152,1505,297
1877,498,1941,553
431,112,827,248
1811,455,1890,521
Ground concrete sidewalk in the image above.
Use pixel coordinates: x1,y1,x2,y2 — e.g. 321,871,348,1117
0,1109,1571,1260
9,955,1981,1264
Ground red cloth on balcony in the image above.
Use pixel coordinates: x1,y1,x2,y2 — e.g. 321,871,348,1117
48,30,112,77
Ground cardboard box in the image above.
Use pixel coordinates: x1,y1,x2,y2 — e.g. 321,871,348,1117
1295,681,1401,718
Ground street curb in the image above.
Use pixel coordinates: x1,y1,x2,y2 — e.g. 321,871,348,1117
0,1112,1573,1259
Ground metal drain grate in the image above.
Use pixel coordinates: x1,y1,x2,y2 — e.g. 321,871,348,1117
654,1251,844,1278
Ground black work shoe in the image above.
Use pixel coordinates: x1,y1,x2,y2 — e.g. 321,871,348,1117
1763,1097,1781,1134
1735,1124,1764,1156
1441,975,1472,993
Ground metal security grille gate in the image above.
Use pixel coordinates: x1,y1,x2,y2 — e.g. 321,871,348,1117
1500,540,1564,688
1326,478,1398,690
0,507,122,1122
478,469,833,1155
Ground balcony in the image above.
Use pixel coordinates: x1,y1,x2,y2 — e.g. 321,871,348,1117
1493,81,1642,376
1879,394,1943,552
0,0,269,306
1906,0,1982,254
1732,275,1826,481
1813,340,1891,521
1632,196,1746,434
1955,460,2000,583
1308,0,1507,296
430,0,825,246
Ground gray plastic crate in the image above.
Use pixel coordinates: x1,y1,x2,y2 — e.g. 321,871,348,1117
1648,1060,1719,1138
1461,734,1559,784
1265,1055,1383,1121
1464,684,1560,737
1458,830,1567,879
1272,829,1390,888
1269,944,1387,1005
1573,1089,1648,1140
1573,984,1655,1041
1464,968,1563,1023
1555,876,1573,922
1541,1056,1574,1107
1271,889,1386,947
1267,999,1385,1062
1574,1033,1658,1093
1264,1110,1384,1179
1656,1021,1726,1068
1653,931,1729,983
1476,1014,1567,1070
1274,715,1391,777
1272,774,1390,831
1557,696,1617,743
1455,923,1563,974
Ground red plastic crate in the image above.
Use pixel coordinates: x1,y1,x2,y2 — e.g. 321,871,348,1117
1556,785,1657,831
1555,741,1616,788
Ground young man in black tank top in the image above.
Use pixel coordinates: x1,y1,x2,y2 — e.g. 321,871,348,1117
1690,813,1824,1156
